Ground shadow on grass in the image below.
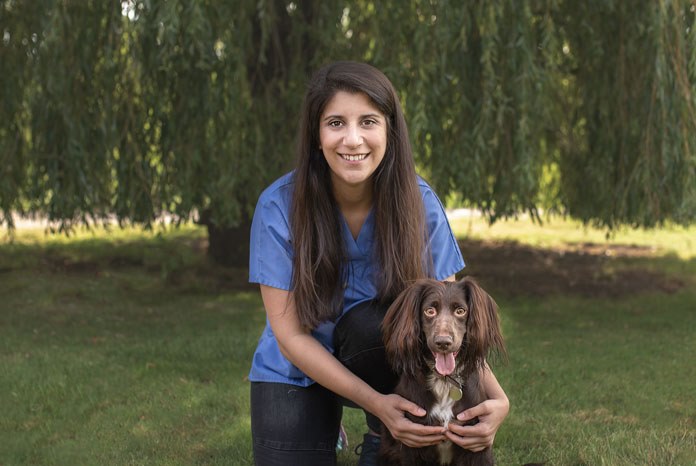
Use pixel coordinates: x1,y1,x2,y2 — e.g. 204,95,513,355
0,227,255,294
458,238,695,300
3,228,694,299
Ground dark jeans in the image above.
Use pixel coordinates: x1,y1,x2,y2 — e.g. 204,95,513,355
250,300,397,466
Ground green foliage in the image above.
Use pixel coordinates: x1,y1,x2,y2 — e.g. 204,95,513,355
1,0,695,235
556,1,696,228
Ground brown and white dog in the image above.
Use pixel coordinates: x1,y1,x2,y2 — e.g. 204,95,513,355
379,277,506,466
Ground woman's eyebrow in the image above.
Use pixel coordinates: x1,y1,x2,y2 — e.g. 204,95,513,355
322,113,383,121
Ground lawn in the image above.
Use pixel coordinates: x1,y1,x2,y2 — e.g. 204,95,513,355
1,218,695,465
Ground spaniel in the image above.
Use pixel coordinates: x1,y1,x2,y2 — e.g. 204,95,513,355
379,277,506,466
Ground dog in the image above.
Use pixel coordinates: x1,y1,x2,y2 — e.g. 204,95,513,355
378,277,506,466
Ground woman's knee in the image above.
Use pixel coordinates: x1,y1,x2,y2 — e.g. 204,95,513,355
334,300,388,357
250,382,341,465
333,300,397,394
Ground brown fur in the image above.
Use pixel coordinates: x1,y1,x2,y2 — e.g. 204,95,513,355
379,277,506,466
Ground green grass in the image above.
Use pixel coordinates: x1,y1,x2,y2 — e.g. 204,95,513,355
1,221,695,465
449,213,696,259
1,225,259,465
494,292,696,465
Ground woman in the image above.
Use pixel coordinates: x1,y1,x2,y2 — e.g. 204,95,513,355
248,61,508,466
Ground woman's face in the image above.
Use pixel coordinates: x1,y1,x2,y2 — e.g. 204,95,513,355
319,91,387,196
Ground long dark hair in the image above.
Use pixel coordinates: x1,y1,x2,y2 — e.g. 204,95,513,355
291,61,428,329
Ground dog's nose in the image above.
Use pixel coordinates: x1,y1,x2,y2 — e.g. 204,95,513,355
434,335,453,351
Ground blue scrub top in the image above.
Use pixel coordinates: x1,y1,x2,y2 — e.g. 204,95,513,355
248,171,465,387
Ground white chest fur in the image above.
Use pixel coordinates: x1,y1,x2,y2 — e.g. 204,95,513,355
428,375,456,465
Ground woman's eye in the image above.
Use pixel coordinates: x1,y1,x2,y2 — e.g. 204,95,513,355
328,120,342,127
362,119,375,126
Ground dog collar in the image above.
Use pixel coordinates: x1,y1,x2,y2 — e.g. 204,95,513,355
445,374,463,401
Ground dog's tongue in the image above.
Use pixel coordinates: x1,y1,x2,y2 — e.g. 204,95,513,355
434,352,456,376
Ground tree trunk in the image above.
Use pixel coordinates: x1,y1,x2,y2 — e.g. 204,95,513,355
201,211,252,268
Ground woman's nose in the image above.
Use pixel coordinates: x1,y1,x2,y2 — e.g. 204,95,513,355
343,125,363,147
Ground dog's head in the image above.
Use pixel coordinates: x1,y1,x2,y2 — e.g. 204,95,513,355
382,277,506,377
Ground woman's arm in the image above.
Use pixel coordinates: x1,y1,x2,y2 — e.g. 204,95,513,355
260,284,446,446
445,363,509,452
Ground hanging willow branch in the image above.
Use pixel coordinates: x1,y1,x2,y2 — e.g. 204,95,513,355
1,0,694,244
557,0,696,228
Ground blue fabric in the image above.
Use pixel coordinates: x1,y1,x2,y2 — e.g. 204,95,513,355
248,171,465,386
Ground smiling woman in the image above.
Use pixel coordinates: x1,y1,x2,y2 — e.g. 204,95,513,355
319,91,388,240
319,91,387,196
247,61,509,466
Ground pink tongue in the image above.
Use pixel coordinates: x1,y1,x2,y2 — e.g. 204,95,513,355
434,352,456,375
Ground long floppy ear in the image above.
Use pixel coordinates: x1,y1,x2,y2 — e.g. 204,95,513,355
381,279,436,376
457,277,507,368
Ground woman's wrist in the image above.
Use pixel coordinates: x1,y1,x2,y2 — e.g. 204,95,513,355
359,387,385,417
493,394,510,417
490,389,509,405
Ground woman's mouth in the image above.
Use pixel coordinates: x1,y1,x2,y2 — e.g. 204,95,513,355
339,153,369,162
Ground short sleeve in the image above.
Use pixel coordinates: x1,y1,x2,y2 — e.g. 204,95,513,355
421,186,466,280
248,195,294,290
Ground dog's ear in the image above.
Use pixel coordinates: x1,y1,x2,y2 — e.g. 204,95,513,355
458,277,507,366
382,279,435,376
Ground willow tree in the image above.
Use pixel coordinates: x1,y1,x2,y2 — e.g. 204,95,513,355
1,0,695,266
555,1,696,228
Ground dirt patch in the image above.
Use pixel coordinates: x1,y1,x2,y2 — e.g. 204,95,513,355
458,239,685,299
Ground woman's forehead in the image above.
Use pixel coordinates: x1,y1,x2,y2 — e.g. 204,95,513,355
322,90,384,117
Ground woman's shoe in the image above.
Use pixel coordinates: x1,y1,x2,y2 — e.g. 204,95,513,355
354,433,380,466
335,424,349,452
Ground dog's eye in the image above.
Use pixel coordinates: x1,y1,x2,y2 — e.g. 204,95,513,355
424,307,437,317
454,307,468,317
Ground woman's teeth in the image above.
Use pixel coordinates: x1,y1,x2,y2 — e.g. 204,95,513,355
341,153,368,161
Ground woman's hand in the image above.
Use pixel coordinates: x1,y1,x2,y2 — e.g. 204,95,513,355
373,394,446,448
445,397,510,452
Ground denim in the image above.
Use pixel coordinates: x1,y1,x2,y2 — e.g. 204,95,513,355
333,299,398,433
250,300,397,465
251,381,341,465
